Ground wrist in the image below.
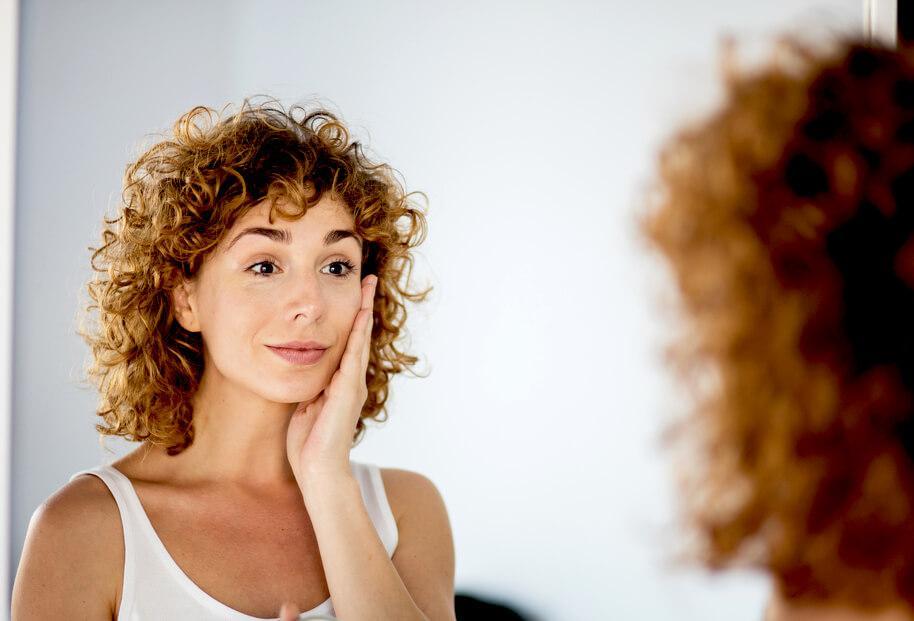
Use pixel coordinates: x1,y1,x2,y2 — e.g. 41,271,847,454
297,466,357,503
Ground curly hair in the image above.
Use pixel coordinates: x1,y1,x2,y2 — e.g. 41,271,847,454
640,38,914,610
78,97,429,456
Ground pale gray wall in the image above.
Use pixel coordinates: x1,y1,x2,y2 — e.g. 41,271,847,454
11,1,862,620
1,0,20,616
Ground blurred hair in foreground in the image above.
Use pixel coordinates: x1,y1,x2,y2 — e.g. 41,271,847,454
640,36,914,613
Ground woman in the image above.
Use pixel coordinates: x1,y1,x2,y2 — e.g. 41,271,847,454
641,39,914,620
11,100,455,620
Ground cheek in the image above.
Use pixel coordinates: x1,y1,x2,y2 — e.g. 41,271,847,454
327,283,364,333
199,286,266,347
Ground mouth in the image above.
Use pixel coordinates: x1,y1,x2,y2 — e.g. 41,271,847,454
266,344,327,366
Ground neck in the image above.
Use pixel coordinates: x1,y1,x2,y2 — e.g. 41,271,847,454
145,364,304,491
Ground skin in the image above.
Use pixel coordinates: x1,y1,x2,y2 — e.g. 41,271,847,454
11,194,456,620
765,593,914,621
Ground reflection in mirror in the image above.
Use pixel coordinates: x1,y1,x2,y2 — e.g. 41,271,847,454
641,36,914,621
11,99,457,621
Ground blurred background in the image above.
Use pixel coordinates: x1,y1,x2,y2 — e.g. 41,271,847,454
0,1,871,619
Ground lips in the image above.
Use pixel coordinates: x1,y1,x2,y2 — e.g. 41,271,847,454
271,340,327,350
266,341,328,366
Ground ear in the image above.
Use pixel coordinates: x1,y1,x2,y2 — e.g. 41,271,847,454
170,278,201,333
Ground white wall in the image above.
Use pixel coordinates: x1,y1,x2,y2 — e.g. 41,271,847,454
10,1,862,620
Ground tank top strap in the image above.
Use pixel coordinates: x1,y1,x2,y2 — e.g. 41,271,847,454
349,461,399,557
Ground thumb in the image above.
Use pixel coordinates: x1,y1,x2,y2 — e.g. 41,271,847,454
279,601,300,621
287,400,320,459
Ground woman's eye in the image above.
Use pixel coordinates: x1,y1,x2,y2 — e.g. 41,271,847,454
321,260,357,278
247,260,278,277
248,259,357,279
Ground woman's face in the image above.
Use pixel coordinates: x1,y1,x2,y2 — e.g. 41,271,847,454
173,194,364,404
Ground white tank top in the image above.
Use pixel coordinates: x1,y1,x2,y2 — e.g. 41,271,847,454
66,461,399,621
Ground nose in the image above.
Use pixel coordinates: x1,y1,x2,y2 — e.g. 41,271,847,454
284,270,326,324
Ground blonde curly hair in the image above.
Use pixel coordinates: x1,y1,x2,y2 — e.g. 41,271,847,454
78,98,429,456
641,38,914,610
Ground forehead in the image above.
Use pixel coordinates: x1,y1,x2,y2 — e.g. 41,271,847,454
236,194,354,228
218,195,358,257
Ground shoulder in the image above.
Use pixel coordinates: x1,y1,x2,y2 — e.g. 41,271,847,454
378,467,449,524
12,473,122,620
37,473,123,543
43,472,121,521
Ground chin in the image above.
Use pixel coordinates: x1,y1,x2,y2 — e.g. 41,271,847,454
257,379,329,405
233,350,338,404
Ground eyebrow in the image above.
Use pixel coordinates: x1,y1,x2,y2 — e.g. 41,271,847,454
225,227,361,251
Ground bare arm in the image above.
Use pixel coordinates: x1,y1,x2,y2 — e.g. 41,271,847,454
11,476,120,620
384,468,456,621
299,468,455,621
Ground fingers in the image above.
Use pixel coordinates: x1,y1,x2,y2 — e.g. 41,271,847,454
279,602,299,621
360,276,377,368
340,276,376,375
361,273,377,311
